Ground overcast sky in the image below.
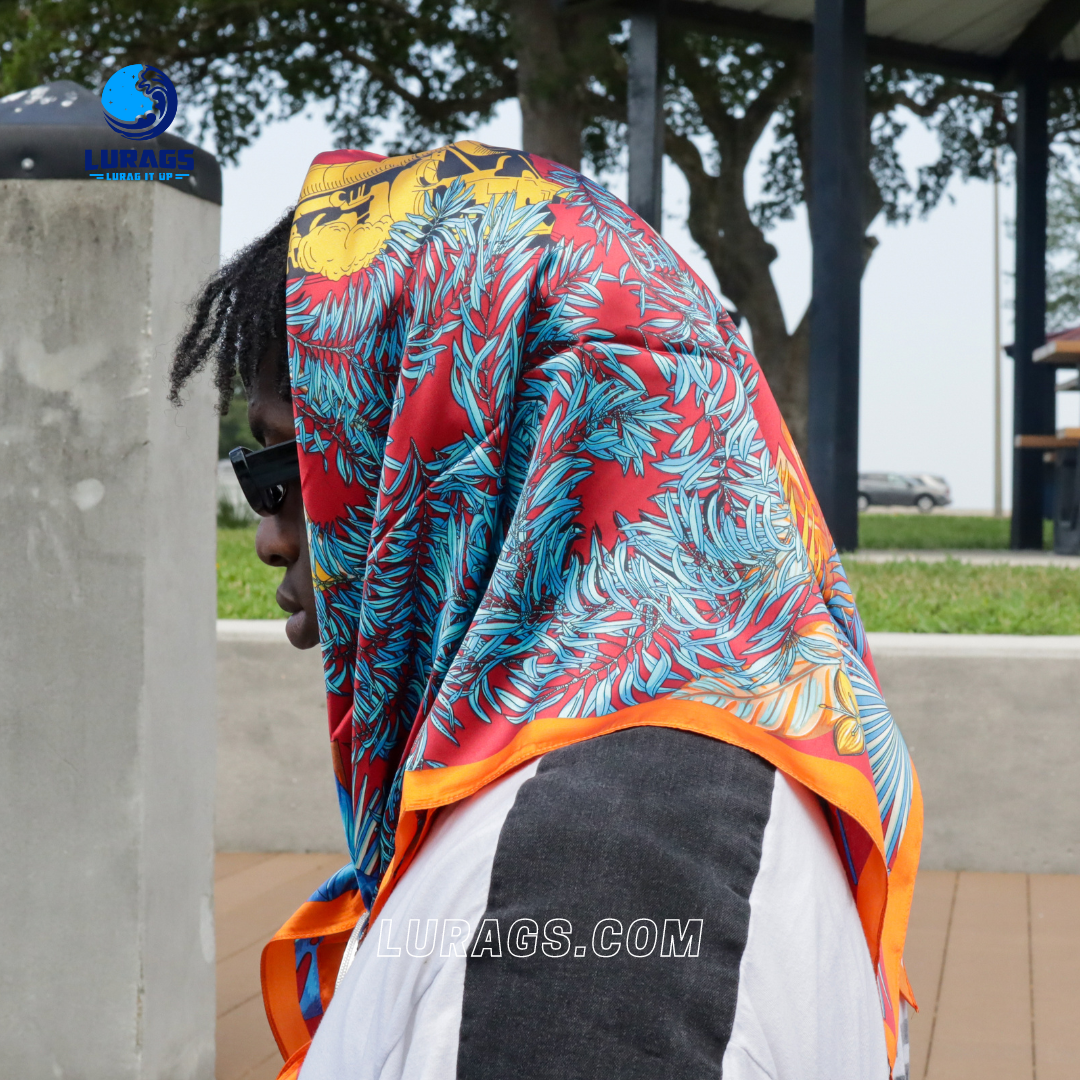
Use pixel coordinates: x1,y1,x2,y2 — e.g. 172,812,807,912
218,100,1044,512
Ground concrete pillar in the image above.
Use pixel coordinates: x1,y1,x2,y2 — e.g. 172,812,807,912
0,136,220,1075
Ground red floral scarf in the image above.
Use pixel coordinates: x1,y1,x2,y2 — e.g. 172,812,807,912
261,142,921,1074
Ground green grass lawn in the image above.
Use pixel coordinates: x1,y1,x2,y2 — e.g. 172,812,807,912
217,520,1080,633
217,526,284,619
857,513,1052,550
847,559,1080,635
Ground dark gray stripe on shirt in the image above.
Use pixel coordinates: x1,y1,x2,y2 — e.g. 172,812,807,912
456,725,776,1080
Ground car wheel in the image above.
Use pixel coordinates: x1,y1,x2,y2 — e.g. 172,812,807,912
857,494,870,512
916,494,935,514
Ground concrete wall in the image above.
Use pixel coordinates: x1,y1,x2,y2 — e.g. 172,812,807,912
216,622,345,853
217,624,1080,875
0,181,219,1079
872,633,1080,875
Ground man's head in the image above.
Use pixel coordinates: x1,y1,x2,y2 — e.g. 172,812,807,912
170,210,319,649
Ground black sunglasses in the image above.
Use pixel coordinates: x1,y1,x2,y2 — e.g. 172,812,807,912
229,441,301,515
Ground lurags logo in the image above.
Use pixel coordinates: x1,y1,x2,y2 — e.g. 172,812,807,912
87,64,189,183
85,146,194,182
375,917,705,960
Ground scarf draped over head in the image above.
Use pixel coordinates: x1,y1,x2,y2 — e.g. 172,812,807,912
285,140,921,1065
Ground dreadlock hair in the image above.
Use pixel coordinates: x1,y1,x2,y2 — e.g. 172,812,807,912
169,208,294,414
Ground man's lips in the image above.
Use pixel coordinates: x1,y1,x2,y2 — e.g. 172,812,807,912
278,586,318,648
285,609,309,643
283,606,320,649
276,587,302,616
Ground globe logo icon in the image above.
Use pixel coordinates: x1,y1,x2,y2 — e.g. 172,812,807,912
101,64,177,141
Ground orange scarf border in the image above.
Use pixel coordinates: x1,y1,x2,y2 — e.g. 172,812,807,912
263,699,922,1074
385,697,922,1066
261,889,367,1063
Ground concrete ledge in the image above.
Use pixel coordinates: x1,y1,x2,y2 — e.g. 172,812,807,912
850,549,1080,568
216,623,346,853
216,618,292,641
217,622,1080,873
868,631,1080,658
869,638,1080,875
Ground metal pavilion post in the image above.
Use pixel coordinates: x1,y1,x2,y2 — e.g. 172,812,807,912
1011,66,1054,549
628,5,663,229
808,0,866,552
993,149,1003,518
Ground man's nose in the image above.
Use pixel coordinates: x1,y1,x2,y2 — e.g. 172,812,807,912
255,512,298,568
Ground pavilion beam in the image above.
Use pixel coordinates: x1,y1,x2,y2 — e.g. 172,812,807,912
1011,67,1055,549
808,0,865,552
1006,0,1080,67
664,0,1003,81
627,5,663,229
601,0,1080,86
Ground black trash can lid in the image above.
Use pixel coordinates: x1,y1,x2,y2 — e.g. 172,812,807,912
0,79,221,204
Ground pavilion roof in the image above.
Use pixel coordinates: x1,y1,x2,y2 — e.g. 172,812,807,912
1049,324,1080,342
665,0,1080,80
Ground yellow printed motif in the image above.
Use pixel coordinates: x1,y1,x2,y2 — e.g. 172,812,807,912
774,442,829,582
290,141,565,281
672,620,866,755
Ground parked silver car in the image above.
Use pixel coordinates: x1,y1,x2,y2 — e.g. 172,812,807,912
857,472,951,513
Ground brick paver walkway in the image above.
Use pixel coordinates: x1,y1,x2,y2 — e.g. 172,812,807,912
215,857,1080,1080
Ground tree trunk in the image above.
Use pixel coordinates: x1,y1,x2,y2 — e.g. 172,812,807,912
666,125,813,455
509,0,582,167
507,1,611,170
753,310,811,455
666,56,886,459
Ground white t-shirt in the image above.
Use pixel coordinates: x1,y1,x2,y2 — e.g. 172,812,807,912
302,728,903,1080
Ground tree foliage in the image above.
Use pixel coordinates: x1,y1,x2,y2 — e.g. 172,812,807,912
7,1,1077,444
1047,152,1080,331
0,1,519,160
651,31,1030,446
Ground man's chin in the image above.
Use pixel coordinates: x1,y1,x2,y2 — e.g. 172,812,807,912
285,609,319,649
